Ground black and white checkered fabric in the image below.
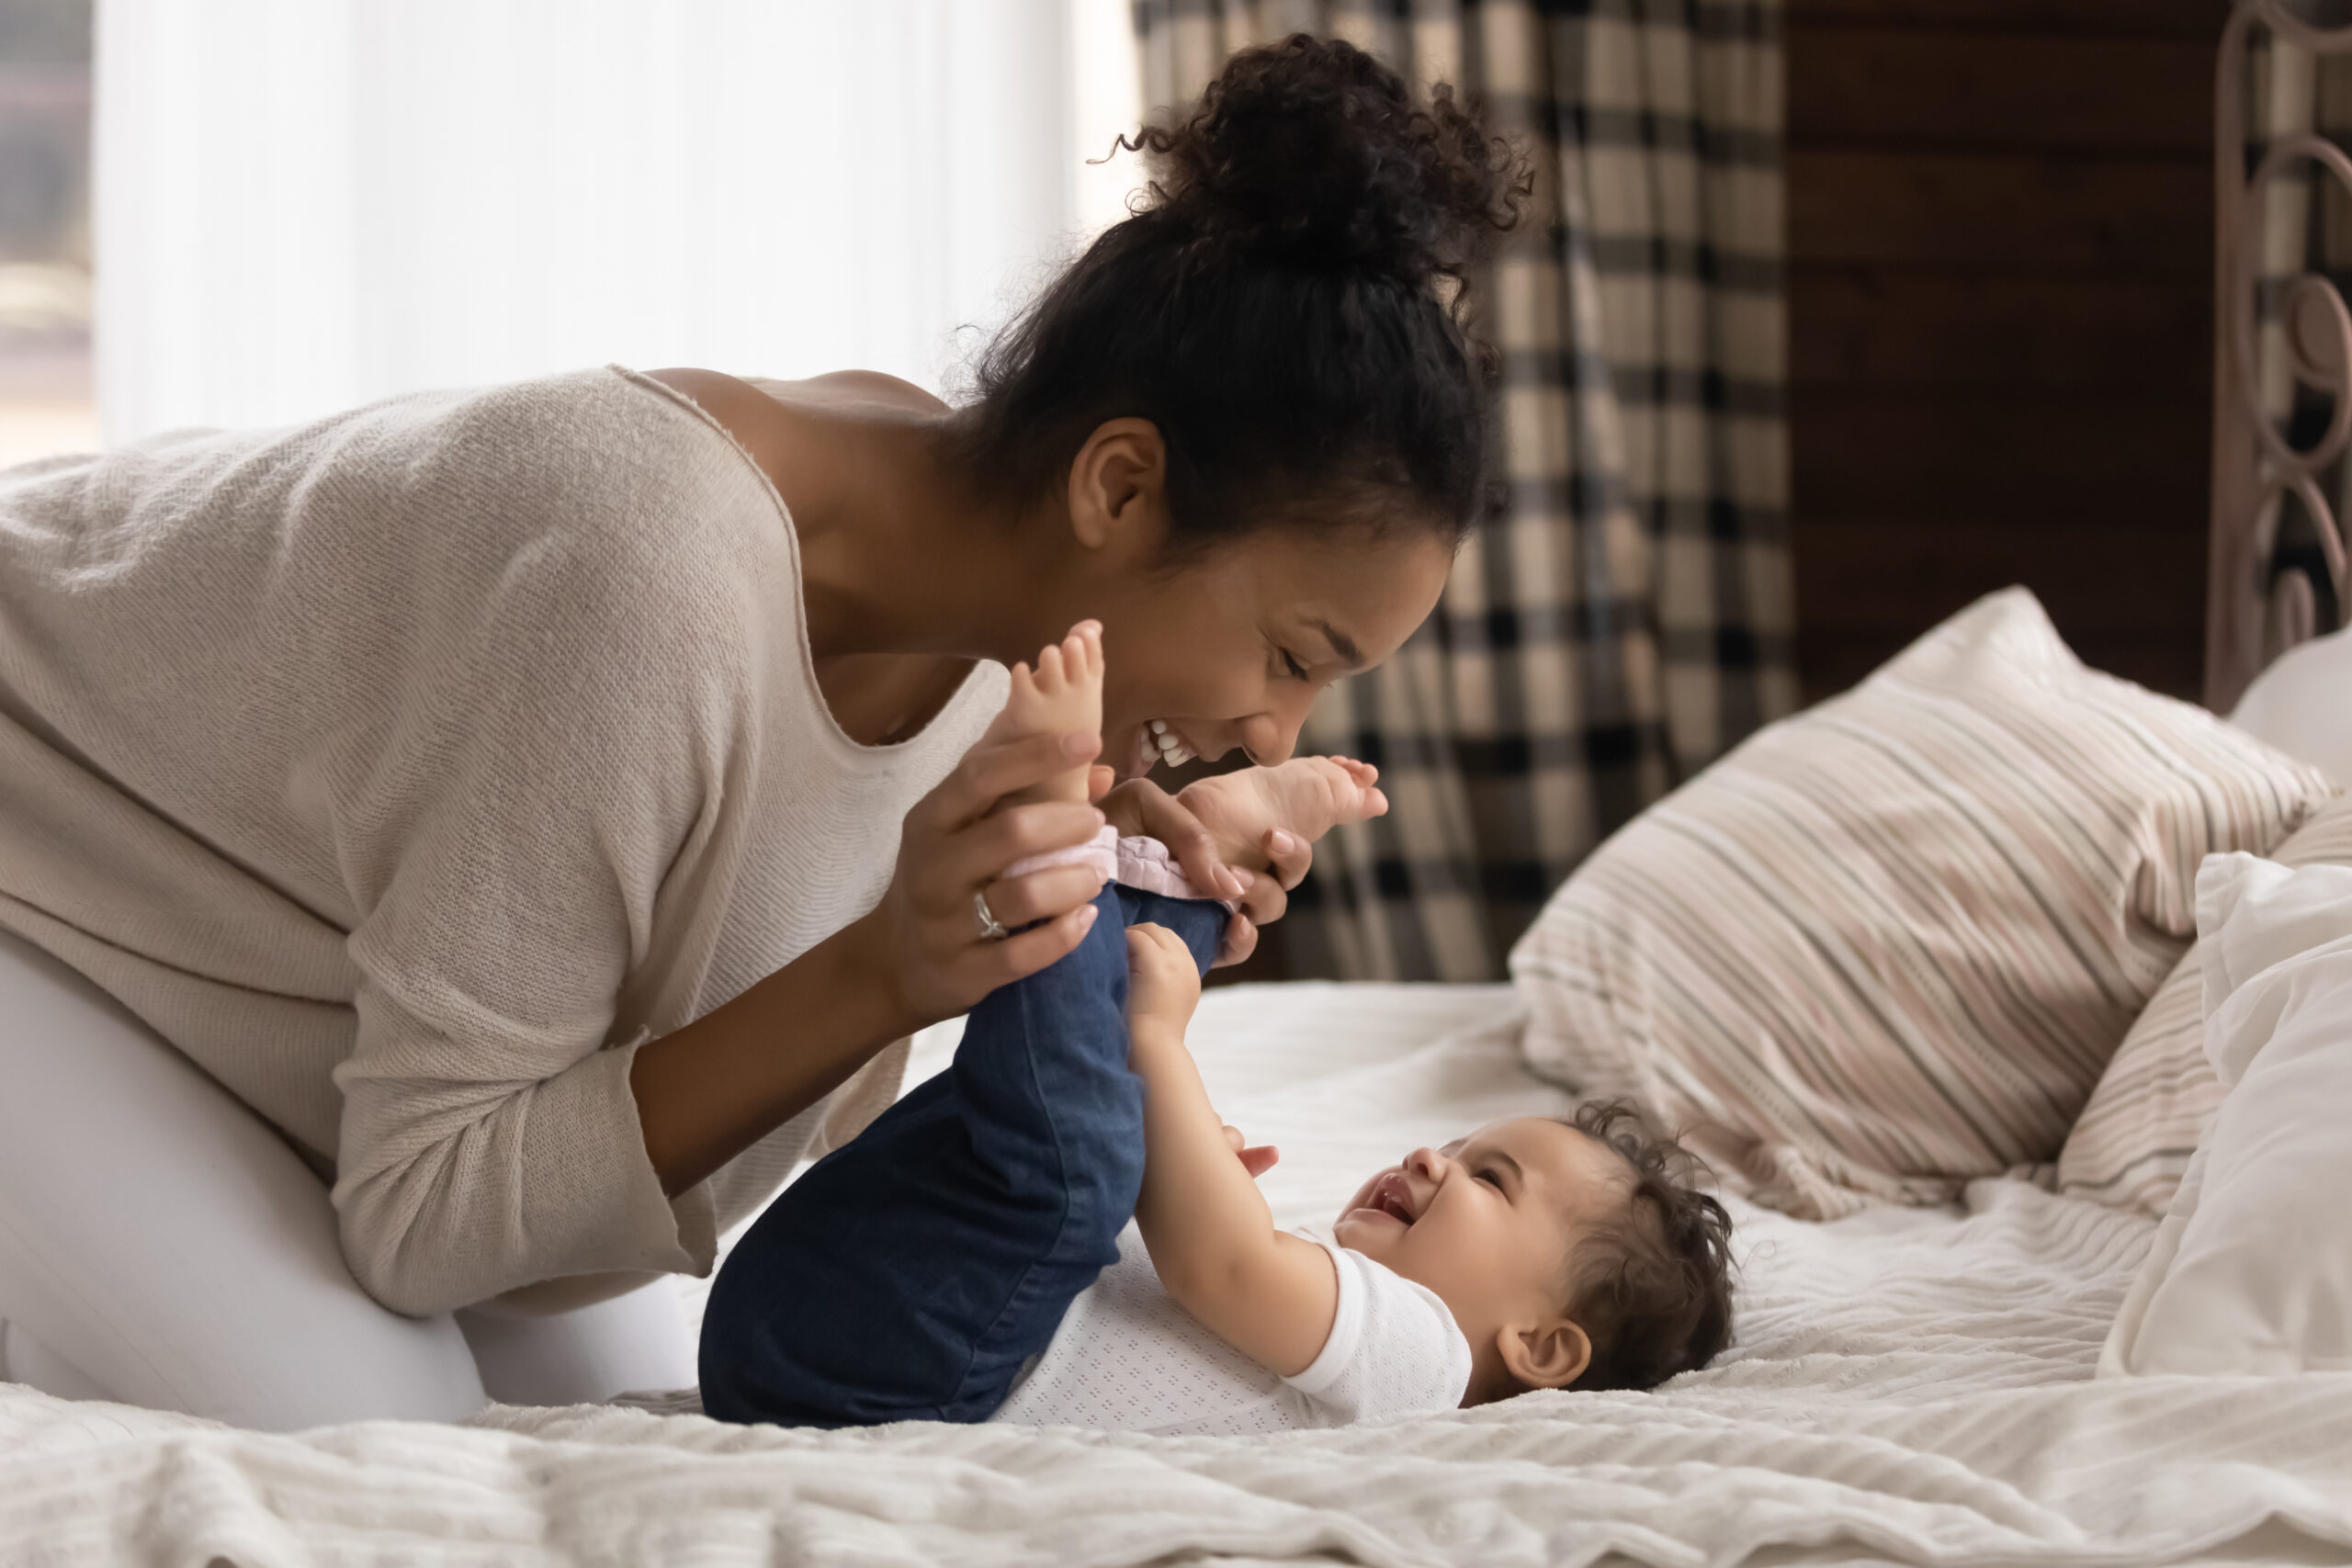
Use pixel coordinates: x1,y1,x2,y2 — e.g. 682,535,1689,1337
1136,0,1796,980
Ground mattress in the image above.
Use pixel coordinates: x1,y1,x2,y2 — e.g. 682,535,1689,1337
6,981,2352,1566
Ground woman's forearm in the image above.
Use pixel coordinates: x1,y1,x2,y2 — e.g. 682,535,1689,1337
628,910,920,1197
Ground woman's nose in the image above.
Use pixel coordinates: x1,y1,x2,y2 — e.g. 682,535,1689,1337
1238,711,1300,768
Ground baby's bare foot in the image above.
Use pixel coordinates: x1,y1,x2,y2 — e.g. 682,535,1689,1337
1175,756,1387,874
983,621,1105,807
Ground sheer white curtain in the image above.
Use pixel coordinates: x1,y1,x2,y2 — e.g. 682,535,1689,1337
93,0,1140,444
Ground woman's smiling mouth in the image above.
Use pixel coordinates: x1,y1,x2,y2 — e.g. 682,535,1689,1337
1148,719,1198,770
1124,720,1202,778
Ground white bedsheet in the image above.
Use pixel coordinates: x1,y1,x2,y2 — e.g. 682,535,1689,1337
6,982,2352,1567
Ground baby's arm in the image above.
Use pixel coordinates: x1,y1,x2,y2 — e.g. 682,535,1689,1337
1123,926,1339,1377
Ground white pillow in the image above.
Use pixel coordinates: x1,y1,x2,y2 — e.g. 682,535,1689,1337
2056,795,2352,1218
2099,852,2352,1376
2230,622,2352,787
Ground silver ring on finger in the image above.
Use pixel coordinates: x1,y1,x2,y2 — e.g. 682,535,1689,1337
973,887,1011,942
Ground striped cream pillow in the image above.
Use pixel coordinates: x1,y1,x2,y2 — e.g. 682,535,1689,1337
2058,792,2352,1215
1509,589,2338,1221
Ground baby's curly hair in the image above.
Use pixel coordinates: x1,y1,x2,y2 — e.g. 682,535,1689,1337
1555,1100,1736,1392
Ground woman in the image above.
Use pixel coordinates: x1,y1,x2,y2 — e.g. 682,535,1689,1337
0,36,1521,1424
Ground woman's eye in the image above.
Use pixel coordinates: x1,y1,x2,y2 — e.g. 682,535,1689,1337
1280,649,1309,681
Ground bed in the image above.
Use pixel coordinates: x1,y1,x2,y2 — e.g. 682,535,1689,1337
8,3,2352,1563
3,981,2349,1565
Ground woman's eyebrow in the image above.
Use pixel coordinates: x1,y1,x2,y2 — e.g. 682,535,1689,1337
1310,617,1364,671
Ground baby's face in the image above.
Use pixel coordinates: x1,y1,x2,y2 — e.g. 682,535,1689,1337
1333,1116,1626,1347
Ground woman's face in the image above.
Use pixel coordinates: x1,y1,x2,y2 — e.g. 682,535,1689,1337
1085,524,1455,782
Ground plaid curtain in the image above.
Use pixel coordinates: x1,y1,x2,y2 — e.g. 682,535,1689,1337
1136,0,1796,980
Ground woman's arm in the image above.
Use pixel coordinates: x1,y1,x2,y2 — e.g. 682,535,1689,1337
1124,927,1339,1377
633,727,1109,1197
628,908,912,1199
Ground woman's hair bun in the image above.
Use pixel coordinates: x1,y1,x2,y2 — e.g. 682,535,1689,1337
1128,34,1524,291
957,33,1523,550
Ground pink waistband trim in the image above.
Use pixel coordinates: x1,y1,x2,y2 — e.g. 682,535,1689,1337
1002,825,1232,908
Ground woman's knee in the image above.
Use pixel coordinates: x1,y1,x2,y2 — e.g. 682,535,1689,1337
0,926,487,1427
457,1278,696,1406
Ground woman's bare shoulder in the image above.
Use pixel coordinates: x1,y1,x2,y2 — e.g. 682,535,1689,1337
638,367,946,483
634,368,784,468
785,369,950,415
642,367,944,423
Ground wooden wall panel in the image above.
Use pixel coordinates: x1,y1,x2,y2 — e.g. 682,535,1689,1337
1788,152,2209,270
1788,1,2217,40
1790,273,2206,389
1787,0,2218,704
1794,393,2209,523
1789,32,2211,152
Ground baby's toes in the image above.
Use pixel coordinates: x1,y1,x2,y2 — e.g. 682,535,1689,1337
1034,645,1064,692
1317,761,1382,822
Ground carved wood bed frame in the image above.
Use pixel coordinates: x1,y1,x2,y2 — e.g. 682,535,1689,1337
2211,0,2352,710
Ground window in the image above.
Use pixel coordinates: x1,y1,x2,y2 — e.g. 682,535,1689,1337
90,1,1142,445
0,0,94,466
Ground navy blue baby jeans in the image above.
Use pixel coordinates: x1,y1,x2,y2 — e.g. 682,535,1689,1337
697,881,1226,1427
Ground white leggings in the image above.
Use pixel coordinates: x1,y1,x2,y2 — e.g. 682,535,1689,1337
0,924,698,1431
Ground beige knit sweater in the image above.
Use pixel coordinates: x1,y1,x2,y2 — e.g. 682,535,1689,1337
0,366,1003,1317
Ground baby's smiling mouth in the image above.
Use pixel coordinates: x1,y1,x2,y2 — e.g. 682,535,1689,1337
1367,1171,1419,1225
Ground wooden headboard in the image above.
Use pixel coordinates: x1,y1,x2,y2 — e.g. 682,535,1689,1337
2211,0,2352,711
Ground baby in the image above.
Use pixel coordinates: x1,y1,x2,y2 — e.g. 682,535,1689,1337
699,623,1735,1433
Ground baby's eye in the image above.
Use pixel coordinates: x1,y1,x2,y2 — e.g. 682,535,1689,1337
1475,1167,1502,1188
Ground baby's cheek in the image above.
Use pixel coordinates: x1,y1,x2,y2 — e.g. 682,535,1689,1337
1331,1213,1387,1261
1335,1174,1381,1222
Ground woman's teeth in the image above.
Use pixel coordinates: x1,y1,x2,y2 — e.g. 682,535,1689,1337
1148,719,1196,770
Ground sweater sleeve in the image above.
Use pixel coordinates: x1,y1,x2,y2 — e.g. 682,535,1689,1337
326,489,755,1318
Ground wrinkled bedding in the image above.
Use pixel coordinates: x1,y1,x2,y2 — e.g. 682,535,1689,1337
6,982,2350,1567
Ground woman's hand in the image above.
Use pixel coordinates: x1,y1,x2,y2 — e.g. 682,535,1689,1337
1094,777,1315,966
854,728,1110,1031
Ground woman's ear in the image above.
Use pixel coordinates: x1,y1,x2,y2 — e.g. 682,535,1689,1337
1496,1316,1591,1392
1066,418,1169,560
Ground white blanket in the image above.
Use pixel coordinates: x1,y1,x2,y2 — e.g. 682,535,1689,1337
6,982,2352,1567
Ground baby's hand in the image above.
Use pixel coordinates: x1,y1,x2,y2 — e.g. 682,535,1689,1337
1224,1123,1280,1179
1125,923,1202,1036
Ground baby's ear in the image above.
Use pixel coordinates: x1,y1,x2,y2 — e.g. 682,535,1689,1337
1497,1317,1591,1392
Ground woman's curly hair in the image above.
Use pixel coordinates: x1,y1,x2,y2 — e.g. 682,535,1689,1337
1121,34,1520,312
952,33,1529,549
1556,1100,1737,1392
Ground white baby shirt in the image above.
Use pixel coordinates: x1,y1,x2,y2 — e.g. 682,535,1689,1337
987,1224,1475,1435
